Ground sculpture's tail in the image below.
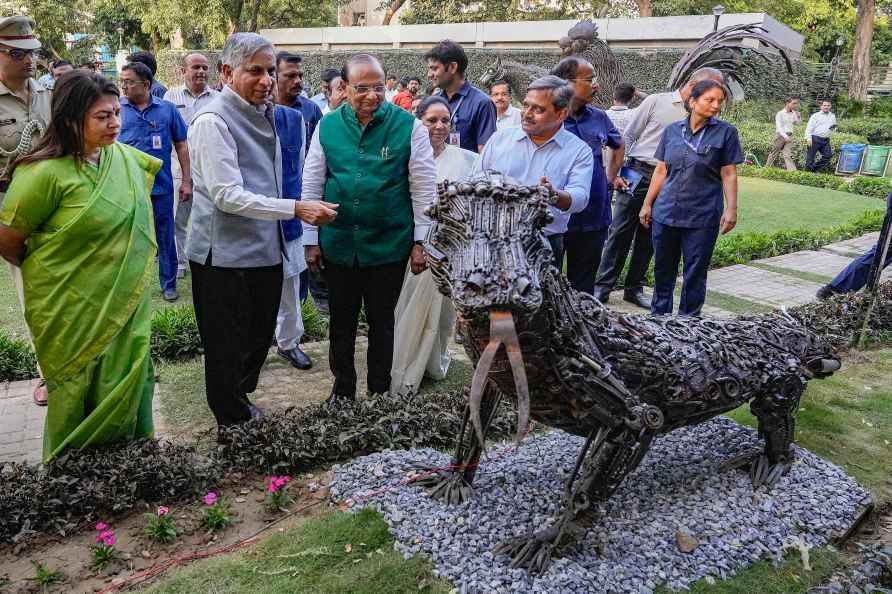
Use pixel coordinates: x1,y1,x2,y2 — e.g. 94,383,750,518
468,311,530,449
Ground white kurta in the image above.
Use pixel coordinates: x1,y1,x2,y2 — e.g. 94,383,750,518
391,144,477,396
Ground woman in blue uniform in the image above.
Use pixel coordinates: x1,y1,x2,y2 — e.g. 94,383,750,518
638,79,742,316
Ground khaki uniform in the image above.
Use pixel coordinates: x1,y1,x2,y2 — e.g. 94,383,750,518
0,78,50,183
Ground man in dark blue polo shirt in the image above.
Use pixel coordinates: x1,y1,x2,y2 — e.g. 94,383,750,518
552,57,626,295
425,39,496,153
119,61,189,302
275,52,322,148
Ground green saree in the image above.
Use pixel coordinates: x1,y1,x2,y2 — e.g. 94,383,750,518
0,143,161,462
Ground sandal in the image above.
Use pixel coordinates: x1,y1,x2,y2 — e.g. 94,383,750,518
32,379,48,407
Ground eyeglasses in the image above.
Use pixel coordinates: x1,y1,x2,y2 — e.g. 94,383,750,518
349,84,386,95
119,79,147,88
0,48,37,61
570,76,596,84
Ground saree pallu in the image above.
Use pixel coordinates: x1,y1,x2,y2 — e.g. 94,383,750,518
9,143,160,461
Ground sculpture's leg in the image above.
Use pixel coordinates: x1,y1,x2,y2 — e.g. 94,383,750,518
748,376,805,489
413,383,503,505
494,425,654,574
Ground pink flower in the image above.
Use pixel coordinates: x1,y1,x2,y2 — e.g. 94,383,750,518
95,522,108,531
203,492,218,506
102,533,116,547
157,506,169,517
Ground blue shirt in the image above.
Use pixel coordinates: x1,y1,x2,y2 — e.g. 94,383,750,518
290,95,322,151
563,105,623,232
443,79,497,153
119,96,188,197
653,117,743,229
150,80,168,99
310,93,327,111
274,105,304,242
473,126,594,236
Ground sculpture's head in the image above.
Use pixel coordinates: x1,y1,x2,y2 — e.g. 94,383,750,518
426,171,554,318
427,172,555,445
478,57,504,90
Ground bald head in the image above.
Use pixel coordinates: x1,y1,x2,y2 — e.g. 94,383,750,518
680,67,724,101
342,53,384,85
182,52,210,94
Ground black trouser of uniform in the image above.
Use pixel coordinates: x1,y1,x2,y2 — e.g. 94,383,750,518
324,258,406,398
546,234,564,272
806,135,832,172
190,256,283,427
594,159,655,295
563,228,609,295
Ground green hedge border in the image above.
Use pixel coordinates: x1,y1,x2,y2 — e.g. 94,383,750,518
738,164,891,200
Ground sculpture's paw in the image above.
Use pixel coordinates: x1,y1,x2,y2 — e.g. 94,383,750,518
493,527,561,575
411,466,473,505
750,453,791,489
720,451,791,490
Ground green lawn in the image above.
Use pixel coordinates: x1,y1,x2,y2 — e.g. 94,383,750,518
732,177,883,237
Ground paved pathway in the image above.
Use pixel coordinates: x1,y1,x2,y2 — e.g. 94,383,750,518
1,232,886,465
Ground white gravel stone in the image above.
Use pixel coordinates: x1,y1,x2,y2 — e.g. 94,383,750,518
330,417,869,593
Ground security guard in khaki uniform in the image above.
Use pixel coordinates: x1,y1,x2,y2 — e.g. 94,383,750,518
0,16,51,405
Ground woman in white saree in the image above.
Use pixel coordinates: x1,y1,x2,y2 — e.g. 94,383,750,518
390,96,477,396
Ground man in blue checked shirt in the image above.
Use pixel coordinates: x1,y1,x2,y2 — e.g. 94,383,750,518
551,57,626,295
472,75,594,270
119,61,189,302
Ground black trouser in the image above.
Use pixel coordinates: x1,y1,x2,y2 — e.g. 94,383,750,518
806,135,832,172
594,159,655,295
563,228,608,295
190,258,283,427
546,234,564,272
324,259,406,397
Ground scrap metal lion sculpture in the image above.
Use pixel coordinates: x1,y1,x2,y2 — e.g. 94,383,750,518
414,172,841,574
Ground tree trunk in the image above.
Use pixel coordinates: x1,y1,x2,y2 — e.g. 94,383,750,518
228,0,245,33
151,30,162,53
382,0,408,25
248,0,263,32
848,0,875,102
635,0,652,17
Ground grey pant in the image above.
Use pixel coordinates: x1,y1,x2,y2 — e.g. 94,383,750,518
765,134,797,171
174,195,191,271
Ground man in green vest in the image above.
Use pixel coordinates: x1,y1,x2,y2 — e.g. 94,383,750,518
302,53,437,406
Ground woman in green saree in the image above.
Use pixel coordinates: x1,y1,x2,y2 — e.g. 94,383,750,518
0,71,161,462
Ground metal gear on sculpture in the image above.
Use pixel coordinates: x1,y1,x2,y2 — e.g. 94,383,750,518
416,172,843,575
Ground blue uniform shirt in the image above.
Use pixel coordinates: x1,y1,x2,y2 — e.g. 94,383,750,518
150,80,168,99
443,79,497,153
289,95,322,151
653,117,743,229
274,105,305,242
563,105,623,232
119,96,188,197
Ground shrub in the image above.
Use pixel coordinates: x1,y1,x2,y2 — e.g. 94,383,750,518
850,176,892,200
150,305,202,361
737,164,849,192
723,99,778,125
866,96,892,119
837,118,892,144
301,298,329,343
0,328,38,382
736,121,867,172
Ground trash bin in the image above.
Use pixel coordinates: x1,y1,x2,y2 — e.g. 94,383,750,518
860,145,892,177
838,143,866,174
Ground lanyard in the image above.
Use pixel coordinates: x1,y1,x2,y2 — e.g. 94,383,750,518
449,94,465,129
682,122,707,155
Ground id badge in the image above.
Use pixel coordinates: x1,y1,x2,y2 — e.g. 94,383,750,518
448,131,460,146
151,134,162,150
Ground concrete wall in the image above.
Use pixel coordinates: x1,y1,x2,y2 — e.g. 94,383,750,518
260,13,803,56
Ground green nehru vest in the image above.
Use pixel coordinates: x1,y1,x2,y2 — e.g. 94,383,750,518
318,101,415,268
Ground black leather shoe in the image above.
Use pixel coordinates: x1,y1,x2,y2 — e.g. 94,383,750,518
816,284,841,300
623,290,651,310
277,346,313,370
325,391,355,408
593,288,610,304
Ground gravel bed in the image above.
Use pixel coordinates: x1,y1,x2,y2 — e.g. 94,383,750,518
330,417,870,594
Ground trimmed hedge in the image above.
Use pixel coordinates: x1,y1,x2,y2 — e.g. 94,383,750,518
738,164,891,200
0,329,37,382
837,118,892,145
710,209,885,269
736,121,867,172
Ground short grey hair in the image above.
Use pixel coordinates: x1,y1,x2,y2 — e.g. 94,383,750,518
220,33,274,69
342,53,383,83
527,75,574,110
689,67,724,84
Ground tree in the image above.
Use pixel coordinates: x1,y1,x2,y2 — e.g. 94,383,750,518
848,0,875,101
381,0,407,25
